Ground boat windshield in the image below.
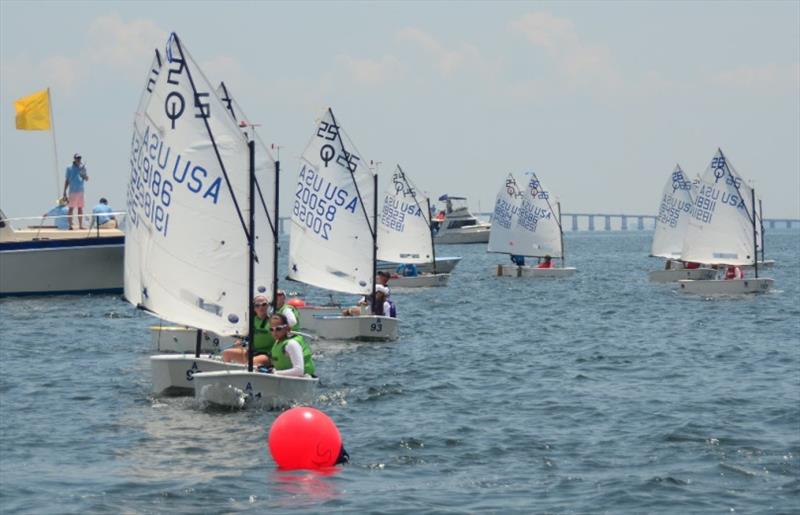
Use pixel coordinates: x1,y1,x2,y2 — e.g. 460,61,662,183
444,197,470,214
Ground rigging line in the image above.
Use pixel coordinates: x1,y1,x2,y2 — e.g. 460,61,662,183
171,34,250,242
327,108,375,238
217,81,277,237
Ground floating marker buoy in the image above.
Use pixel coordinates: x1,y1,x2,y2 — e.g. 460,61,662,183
268,407,342,470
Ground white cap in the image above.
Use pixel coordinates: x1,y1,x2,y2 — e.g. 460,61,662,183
375,284,390,295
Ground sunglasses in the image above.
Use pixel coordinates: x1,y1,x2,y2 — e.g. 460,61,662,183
269,325,288,332
255,302,269,307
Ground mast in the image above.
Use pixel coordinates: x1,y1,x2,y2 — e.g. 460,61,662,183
557,201,565,267
272,159,280,313
759,198,765,264
246,140,256,372
751,187,758,279
427,197,438,274
371,173,378,310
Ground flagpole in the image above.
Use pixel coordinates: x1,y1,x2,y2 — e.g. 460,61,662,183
48,87,61,199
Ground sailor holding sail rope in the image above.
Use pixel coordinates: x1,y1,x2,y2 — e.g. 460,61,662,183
222,295,272,368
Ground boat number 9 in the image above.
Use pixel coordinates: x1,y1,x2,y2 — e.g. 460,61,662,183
370,322,383,332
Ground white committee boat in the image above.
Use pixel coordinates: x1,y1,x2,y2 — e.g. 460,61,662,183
286,108,398,341
648,165,717,283
0,212,124,296
677,149,773,295
378,165,450,288
126,34,317,405
377,256,461,274
489,173,576,278
432,195,491,244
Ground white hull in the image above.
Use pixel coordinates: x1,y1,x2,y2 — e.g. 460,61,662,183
648,268,717,283
150,354,245,396
0,234,123,296
149,326,236,353
743,260,775,270
377,256,461,274
678,278,774,295
312,315,398,341
434,225,491,244
192,370,318,409
495,265,577,278
388,273,450,288
295,305,345,334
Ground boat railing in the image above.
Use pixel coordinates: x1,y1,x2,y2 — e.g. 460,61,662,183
0,212,127,238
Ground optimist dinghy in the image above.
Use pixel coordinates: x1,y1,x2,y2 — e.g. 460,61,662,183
648,165,717,283
378,165,450,288
489,173,576,278
286,108,399,341
677,149,774,295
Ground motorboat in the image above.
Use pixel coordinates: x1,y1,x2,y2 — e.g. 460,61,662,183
431,195,491,244
0,210,123,296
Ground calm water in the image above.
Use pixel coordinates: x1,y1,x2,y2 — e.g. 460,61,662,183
1,230,798,514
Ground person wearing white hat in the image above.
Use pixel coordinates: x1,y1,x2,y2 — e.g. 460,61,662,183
63,153,89,229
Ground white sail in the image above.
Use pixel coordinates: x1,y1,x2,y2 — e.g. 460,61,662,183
487,173,525,254
377,165,433,264
125,48,163,308
681,149,757,266
519,173,563,258
215,82,276,296
650,164,695,259
125,33,252,336
288,108,374,295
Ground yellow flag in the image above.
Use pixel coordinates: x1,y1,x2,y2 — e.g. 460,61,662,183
14,89,51,130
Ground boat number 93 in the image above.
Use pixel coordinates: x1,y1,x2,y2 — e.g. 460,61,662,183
370,322,383,332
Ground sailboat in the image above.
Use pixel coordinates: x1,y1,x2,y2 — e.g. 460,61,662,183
648,165,716,283
678,149,774,294
286,108,398,341
377,165,450,288
126,34,317,407
147,80,282,354
489,172,576,277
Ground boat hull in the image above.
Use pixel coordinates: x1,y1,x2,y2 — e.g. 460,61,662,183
678,278,774,295
149,326,236,353
295,306,345,334
434,226,490,244
377,256,462,274
648,268,717,283
0,237,123,296
388,273,450,288
150,354,245,396
192,370,318,409
312,315,398,341
495,265,577,278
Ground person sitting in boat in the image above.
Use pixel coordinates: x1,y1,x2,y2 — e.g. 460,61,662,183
91,198,118,229
370,285,397,318
376,271,391,287
396,263,418,277
274,289,300,330
43,197,70,230
266,313,316,378
510,254,525,266
724,265,743,280
222,295,272,368
536,255,553,269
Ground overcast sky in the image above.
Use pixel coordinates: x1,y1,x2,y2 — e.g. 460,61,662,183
1,1,798,221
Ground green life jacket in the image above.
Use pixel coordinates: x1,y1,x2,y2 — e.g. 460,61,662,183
252,315,274,355
271,334,315,376
278,303,300,330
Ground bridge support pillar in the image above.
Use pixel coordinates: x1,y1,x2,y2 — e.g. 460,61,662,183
588,215,595,231
571,215,578,232
637,216,644,230
621,216,628,231
604,215,611,231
